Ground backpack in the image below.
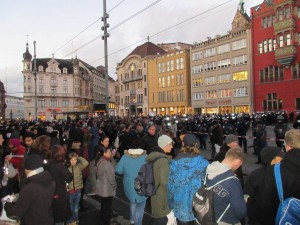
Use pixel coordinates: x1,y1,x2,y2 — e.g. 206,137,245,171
192,174,237,225
134,156,166,197
274,163,300,225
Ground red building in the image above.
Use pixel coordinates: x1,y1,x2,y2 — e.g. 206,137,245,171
251,0,300,113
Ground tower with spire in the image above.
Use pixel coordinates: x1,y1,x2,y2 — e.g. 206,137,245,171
22,40,32,71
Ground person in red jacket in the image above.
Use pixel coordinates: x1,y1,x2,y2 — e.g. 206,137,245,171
5,138,26,173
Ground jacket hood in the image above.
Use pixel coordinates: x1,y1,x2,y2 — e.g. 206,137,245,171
124,149,147,158
173,153,206,169
206,161,231,180
146,151,171,162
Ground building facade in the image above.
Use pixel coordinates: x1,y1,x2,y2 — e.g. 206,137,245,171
5,95,24,120
148,47,192,115
191,7,253,114
116,41,166,116
251,0,300,113
22,42,106,121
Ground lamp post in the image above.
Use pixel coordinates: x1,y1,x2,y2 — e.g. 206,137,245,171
33,41,37,121
102,0,110,117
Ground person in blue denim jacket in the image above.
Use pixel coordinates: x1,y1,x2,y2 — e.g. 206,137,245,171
168,134,209,224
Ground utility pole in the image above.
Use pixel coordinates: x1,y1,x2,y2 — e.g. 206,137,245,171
102,0,110,117
33,41,38,121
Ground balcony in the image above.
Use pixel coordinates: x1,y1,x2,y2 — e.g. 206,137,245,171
134,74,143,80
122,77,132,83
275,45,296,67
130,89,136,95
274,17,295,34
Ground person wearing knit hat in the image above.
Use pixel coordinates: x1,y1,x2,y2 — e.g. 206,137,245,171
183,133,200,148
225,134,239,147
146,134,173,223
5,137,26,173
4,154,56,225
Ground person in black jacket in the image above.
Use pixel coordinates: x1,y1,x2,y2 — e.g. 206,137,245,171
257,129,300,225
244,146,284,225
4,154,56,225
47,145,73,224
140,125,158,154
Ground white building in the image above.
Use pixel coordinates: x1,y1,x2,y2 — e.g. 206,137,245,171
5,95,25,119
22,42,109,121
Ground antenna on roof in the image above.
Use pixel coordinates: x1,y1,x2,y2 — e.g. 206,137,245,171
147,35,150,42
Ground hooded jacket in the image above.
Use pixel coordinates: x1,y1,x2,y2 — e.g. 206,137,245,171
146,146,171,218
5,170,56,225
257,148,300,225
205,161,246,224
168,153,209,222
115,149,147,203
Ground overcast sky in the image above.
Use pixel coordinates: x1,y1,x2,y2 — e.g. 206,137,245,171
0,0,262,97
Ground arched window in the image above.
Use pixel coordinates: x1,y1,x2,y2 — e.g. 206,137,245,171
38,65,44,72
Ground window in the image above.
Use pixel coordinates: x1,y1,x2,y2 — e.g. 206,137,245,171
192,78,204,87
63,87,68,94
38,99,45,107
167,91,171,102
24,76,26,83
51,87,56,94
278,8,283,21
144,88,147,96
218,59,231,68
144,75,147,82
219,89,232,98
233,71,248,81
298,7,300,18
279,35,284,47
217,43,230,54
50,77,56,84
232,39,246,50
125,83,129,91
193,92,203,101
268,39,273,51
170,60,174,71
158,63,162,73
137,94,143,103
265,93,282,110
232,55,247,66
258,43,263,54
167,76,171,87
39,86,44,94
192,65,203,74
233,87,248,97
263,40,268,52
203,47,216,57
204,61,216,71
286,33,291,46
171,75,176,86
62,99,69,107
205,77,217,85
205,90,217,99
167,61,170,72
273,39,277,50
219,74,231,83
162,77,165,87
180,58,184,69
38,65,43,72
28,86,31,93
176,59,180,70
63,68,67,74
27,76,31,83
192,51,203,61
285,7,290,18
180,74,184,85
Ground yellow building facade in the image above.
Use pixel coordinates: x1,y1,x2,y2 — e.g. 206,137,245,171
148,49,192,115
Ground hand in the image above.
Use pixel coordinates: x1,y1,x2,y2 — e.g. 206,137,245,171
5,155,12,161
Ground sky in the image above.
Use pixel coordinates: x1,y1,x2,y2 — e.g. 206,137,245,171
0,0,262,97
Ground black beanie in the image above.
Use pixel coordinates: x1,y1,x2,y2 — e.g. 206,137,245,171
24,155,43,170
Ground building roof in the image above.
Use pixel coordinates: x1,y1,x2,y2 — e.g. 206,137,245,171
121,41,166,64
23,43,32,61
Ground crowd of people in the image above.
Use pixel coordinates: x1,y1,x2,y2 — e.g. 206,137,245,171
0,112,298,225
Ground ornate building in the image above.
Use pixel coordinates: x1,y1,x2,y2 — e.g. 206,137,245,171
116,41,166,116
22,42,108,120
251,0,300,112
5,95,24,120
190,3,253,114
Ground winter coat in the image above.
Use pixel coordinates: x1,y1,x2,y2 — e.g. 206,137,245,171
47,160,73,222
5,170,56,225
140,133,158,154
257,148,300,225
212,124,224,146
168,153,209,222
115,149,147,203
206,161,246,224
95,157,116,197
9,145,26,172
146,147,172,218
68,156,89,191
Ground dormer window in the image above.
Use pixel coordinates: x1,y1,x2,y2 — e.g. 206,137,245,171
63,67,67,74
38,65,43,72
